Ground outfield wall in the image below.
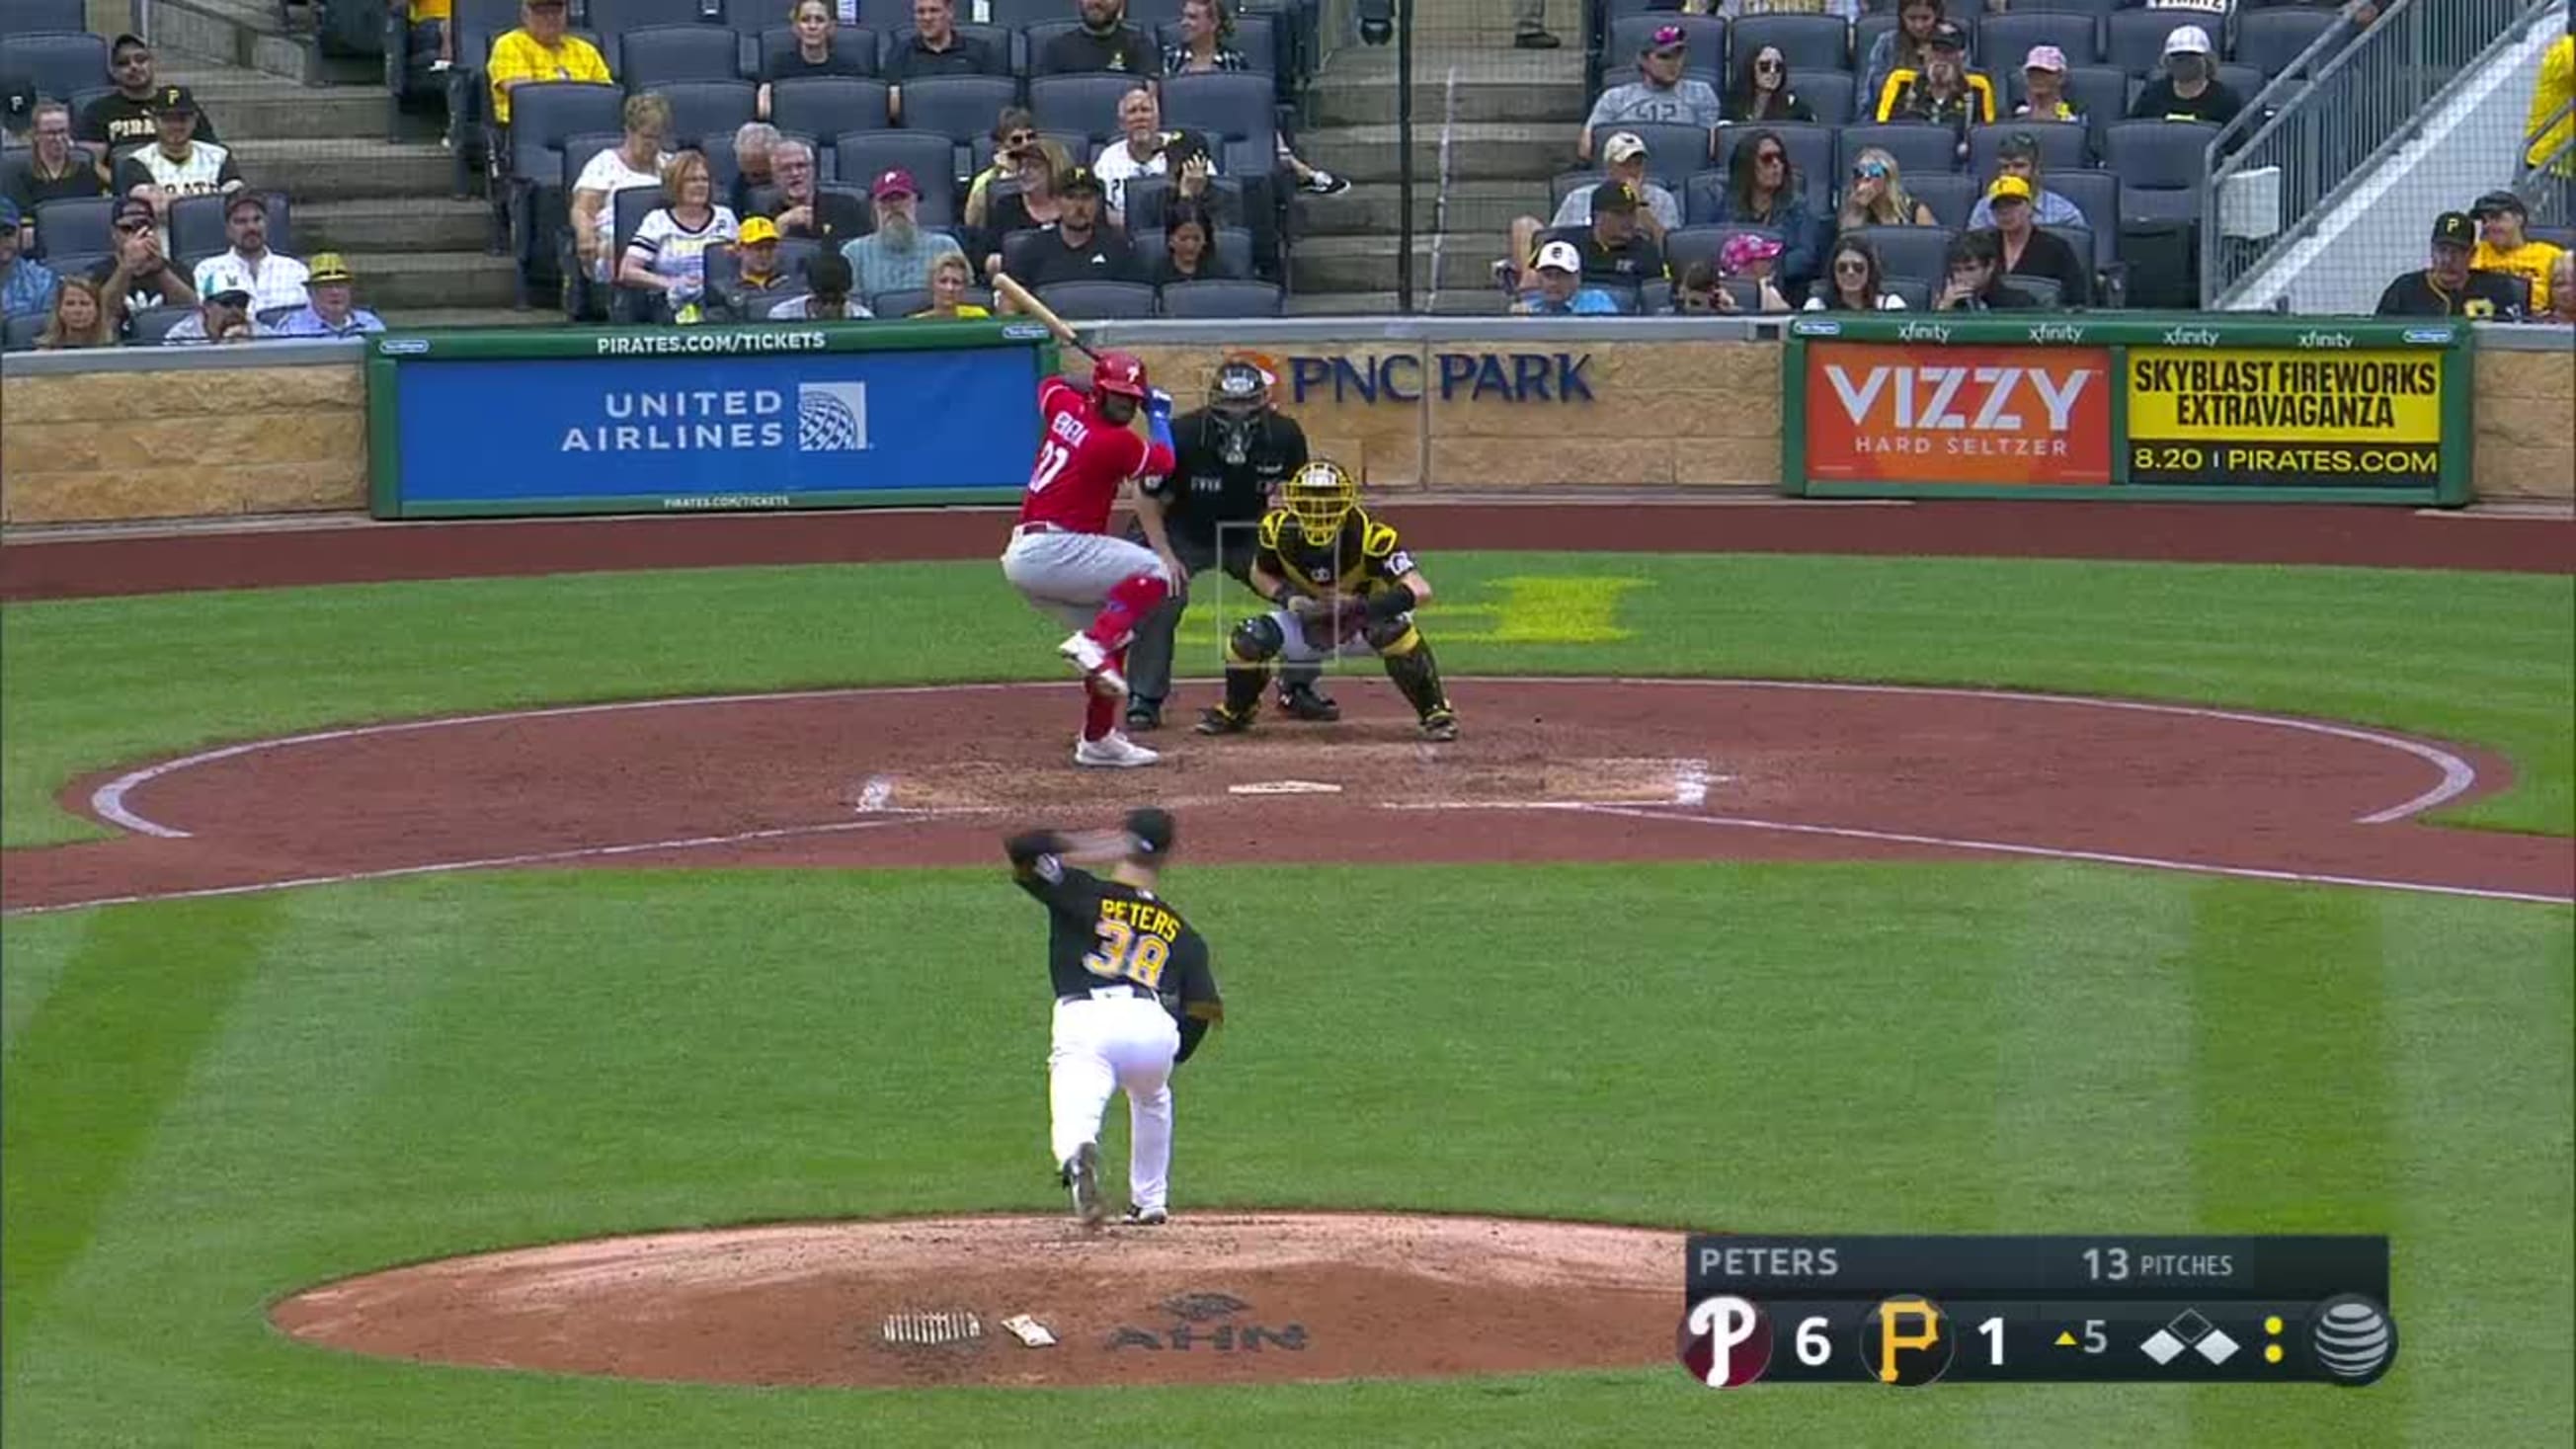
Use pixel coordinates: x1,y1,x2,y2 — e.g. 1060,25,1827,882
3,322,2568,525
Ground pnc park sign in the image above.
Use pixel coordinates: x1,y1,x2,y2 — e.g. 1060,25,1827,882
1287,352,1596,406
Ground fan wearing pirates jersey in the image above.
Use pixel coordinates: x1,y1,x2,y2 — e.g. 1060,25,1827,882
1193,459,1459,742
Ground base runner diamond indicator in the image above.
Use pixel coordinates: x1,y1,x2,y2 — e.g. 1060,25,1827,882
2196,1328,2240,1365
2139,1329,2186,1365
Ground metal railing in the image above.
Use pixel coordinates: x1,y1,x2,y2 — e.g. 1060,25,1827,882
2520,95,2575,224
2200,0,2548,307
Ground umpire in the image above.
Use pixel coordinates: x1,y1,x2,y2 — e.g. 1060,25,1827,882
1123,358,1332,732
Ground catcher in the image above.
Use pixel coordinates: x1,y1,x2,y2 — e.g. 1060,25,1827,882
1193,458,1459,742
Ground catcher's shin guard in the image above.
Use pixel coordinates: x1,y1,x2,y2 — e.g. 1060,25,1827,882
1378,628,1452,724
1216,664,1270,723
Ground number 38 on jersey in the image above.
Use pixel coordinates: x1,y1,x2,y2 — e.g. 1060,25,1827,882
1085,897,1180,989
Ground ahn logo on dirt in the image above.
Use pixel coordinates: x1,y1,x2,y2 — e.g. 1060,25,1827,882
1802,342,2114,486
1106,1292,1309,1353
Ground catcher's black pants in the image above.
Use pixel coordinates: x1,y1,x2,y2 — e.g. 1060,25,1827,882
1122,522,1320,709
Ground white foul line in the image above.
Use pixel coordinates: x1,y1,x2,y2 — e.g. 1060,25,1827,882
0,816,951,920
1559,805,2573,908
78,679,2483,840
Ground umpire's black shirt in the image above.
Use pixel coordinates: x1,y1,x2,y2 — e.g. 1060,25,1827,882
1144,408,1308,549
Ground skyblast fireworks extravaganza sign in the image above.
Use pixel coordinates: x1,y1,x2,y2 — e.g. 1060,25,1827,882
1782,317,2472,505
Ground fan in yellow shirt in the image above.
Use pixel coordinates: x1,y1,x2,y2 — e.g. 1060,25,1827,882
2526,31,2572,174
2470,189,2564,313
486,0,610,126
912,253,993,318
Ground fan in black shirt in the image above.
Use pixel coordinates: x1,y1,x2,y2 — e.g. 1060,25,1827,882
2376,211,2531,319
1984,176,2090,307
886,0,1005,104
77,35,218,155
759,0,874,121
2128,24,2242,126
1936,229,2040,311
1008,166,1140,285
1039,0,1161,77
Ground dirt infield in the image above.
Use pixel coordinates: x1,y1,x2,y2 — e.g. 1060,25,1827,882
271,1214,1682,1388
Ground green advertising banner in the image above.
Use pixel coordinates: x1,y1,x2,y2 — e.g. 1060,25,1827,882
1780,314,2473,505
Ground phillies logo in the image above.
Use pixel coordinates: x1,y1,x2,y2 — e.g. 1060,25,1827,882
1676,1296,1773,1389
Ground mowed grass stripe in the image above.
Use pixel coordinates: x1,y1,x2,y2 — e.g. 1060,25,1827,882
0,898,283,1371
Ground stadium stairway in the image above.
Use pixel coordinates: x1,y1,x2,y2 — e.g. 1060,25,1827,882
149,0,527,326
1286,0,1586,314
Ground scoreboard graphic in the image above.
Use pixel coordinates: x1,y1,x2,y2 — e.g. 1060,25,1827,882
1677,1237,2395,1388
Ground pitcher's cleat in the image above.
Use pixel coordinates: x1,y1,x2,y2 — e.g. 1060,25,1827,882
1065,1142,1107,1228
1123,1205,1169,1226
1419,710,1460,743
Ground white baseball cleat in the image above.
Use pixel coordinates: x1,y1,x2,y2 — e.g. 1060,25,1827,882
1066,1141,1107,1228
1074,731,1161,768
1058,632,1129,698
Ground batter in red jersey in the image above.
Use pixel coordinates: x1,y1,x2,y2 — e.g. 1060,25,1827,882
1001,352,1185,768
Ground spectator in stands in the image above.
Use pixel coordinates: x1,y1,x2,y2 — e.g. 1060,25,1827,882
192,193,310,317
1164,0,1346,196
1805,236,1907,310
1581,25,1722,162
1837,148,1938,229
1876,22,1993,160
965,110,1038,230
0,202,60,322
2471,189,2562,315
761,0,872,121
2014,45,2084,122
2549,252,2576,323
1982,175,2088,306
1157,200,1237,283
889,0,1001,120
732,122,782,217
708,214,798,321
978,138,1072,278
1094,86,1215,219
620,150,740,323
80,35,221,154
6,103,108,235
396,0,455,79
1935,228,2035,309
914,250,991,316
1673,259,1722,313
1506,131,1677,284
164,285,265,343
114,88,243,222
766,138,867,244
1861,0,1950,122
1717,230,1792,313
36,276,118,349
1716,127,1815,287
2130,26,2241,126
1512,0,1560,51
1513,181,1664,301
845,166,968,295
1725,46,1814,123
93,197,197,320
2376,211,2529,318
2526,17,2572,178
573,93,674,286
271,252,387,336
768,250,869,318
1512,240,1617,313
486,0,610,131
1966,130,2083,228
1041,0,1160,78
1001,165,1136,286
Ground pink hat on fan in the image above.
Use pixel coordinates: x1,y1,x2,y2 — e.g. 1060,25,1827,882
1720,232,1784,274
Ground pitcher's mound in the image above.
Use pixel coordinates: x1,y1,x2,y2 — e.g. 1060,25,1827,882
272,1213,1686,1388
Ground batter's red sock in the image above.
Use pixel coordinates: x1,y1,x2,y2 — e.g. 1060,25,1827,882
1085,574,1170,650
1085,688,1118,743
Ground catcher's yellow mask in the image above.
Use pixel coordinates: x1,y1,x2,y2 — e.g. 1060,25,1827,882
1283,460,1357,546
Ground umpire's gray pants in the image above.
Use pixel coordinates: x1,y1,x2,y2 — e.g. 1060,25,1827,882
1122,522,1319,708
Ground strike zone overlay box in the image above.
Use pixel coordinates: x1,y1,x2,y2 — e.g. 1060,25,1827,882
1781,316,2473,505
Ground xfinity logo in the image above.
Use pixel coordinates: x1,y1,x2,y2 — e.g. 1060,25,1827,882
1894,322,1954,344
2026,323,2085,344
2160,326,2221,347
2295,331,2357,350
1824,364,2095,432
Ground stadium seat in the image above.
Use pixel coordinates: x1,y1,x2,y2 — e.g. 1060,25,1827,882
2103,8,2212,77
1841,122,1963,178
2234,7,2338,79
2010,0,2121,18
1128,222,1251,280
1029,72,1147,143
1033,278,1157,317
29,194,110,261
617,23,744,86
1,310,43,351
1730,13,1852,75
170,191,295,262
1852,11,1898,84
1906,171,1978,228
893,74,1020,143
771,76,892,134
835,128,958,220
2049,167,2121,273
1842,222,1955,283
2004,272,2061,307
1884,275,1932,309
1606,13,1725,83
1119,171,1248,233
0,32,105,106
1160,71,1275,176
1796,70,1857,127
128,304,194,343
974,0,1064,27
756,24,880,78
877,24,1013,77
1610,121,1713,188
1156,278,1281,316
1976,11,2100,69
582,0,724,35
1968,120,2088,176
654,79,759,145
1639,276,1672,314
2216,63,2265,108
0,0,85,34
2102,118,2215,222
870,282,981,314
2531,223,2576,251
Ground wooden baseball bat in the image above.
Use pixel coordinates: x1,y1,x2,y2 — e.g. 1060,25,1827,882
992,273,1102,364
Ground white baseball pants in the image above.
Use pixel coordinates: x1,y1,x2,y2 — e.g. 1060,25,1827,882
1001,526,1171,630
1271,606,1412,664
1048,990,1181,1215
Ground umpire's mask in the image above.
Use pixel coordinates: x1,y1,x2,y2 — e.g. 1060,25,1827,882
1207,360,1269,466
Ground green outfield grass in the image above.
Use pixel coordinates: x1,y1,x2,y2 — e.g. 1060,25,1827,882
1,552,2569,848
0,867,2567,1446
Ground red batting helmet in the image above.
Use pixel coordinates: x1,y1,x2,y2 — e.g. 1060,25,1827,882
1091,351,1150,402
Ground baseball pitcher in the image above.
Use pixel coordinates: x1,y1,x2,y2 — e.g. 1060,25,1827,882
1194,459,1460,741
1006,809,1223,1229
1119,356,1333,733
1000,353,1184,769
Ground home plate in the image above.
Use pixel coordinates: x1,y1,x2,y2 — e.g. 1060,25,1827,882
1229,780,1345,795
